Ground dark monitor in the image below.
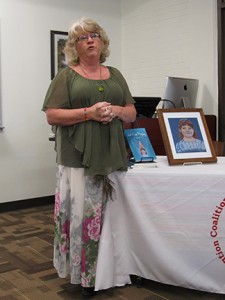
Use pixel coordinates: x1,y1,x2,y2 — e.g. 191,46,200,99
162,76,199,109
133,97,161,118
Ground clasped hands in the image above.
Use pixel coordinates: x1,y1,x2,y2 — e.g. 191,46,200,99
93,101,115,124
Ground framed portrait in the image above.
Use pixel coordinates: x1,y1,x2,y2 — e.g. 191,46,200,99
50,30,68,79
157,108,217,165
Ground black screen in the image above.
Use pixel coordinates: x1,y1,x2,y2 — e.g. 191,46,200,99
133,97,161,118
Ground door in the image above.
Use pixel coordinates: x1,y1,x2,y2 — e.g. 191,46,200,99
218,0,225,141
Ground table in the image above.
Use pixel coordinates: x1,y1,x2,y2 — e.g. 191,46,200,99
95,156,225,294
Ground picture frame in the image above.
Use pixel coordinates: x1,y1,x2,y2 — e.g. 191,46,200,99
50,30,68,79
157,108,217,165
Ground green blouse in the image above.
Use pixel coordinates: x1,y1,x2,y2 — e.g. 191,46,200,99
42,66,135,176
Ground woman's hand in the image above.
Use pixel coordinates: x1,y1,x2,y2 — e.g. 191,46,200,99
45,102,136,126
111,103,136,123
88,102,136,124
88,101,115,123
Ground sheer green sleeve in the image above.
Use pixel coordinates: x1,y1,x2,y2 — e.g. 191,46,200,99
42,67,73,111
109,67,135,105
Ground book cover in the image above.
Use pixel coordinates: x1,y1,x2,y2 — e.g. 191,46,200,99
124,128,157,162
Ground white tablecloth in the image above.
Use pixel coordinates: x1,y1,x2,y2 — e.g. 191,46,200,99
95,156,225,294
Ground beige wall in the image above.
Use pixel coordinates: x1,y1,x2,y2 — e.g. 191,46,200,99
0,0,121,203
0,0,218,204
121,0,218,115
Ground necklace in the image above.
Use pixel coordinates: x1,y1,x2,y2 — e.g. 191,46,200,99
79,64,104,92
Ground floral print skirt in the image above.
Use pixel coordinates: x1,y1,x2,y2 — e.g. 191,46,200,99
53,165,106,287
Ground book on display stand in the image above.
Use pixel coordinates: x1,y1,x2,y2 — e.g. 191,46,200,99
124,128,157,167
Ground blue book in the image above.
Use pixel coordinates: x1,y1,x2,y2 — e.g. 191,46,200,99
124,128,157,162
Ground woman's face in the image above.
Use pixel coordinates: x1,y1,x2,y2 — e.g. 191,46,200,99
179,124,194,138
76,31,103,60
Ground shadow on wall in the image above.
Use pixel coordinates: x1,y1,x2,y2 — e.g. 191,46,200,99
198,84,215,113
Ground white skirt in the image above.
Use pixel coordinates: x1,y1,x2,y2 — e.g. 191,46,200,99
53,165,107,287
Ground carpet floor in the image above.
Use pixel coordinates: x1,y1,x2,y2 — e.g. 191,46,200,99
0,204,224,300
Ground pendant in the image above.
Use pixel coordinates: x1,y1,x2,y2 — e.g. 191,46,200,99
98,85,104,92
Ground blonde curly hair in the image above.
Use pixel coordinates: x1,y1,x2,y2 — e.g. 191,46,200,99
64,17,110,66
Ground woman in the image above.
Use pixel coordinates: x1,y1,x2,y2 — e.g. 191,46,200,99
42,17,136,296
175,119,206,153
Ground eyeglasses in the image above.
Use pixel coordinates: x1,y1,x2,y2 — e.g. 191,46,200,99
77,32,101,42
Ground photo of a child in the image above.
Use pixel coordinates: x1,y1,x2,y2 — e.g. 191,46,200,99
157,108,217,165
175,119,206,153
